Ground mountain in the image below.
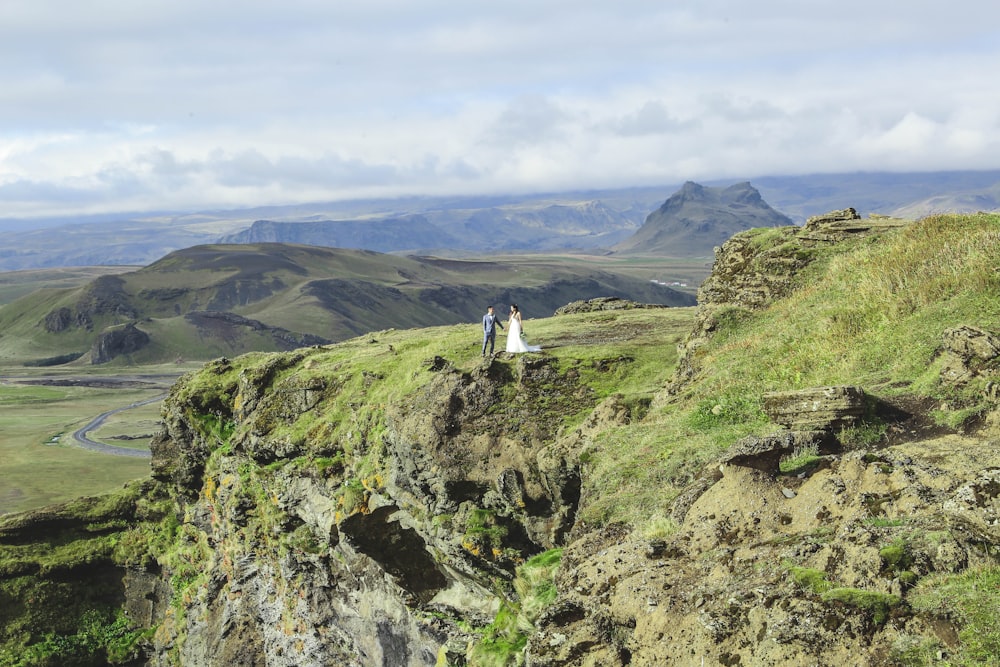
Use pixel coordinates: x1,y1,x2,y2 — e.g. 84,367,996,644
219,200,640,254
0,242,694,366
3,169,1000,269
4,211,999,665
219,215,464,252
612,181,794,256
752,168,1000,221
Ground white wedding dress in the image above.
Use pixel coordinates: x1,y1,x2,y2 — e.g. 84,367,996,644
506,316,541,353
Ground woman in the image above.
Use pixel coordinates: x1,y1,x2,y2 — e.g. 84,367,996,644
506,303,541,353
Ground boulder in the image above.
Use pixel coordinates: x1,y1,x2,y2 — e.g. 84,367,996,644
763,386,866,430
720,430,833,473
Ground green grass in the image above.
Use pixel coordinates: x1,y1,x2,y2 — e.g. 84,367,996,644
0,379,163,515
470,548,564,667
691,214,1000,399
0,480,167,666
909,567,1000,665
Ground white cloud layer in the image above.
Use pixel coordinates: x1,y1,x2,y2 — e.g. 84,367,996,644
1,0,999,217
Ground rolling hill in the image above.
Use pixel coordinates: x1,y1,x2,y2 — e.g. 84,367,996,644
0,243,694,366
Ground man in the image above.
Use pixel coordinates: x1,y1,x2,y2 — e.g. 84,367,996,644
482,305,504,356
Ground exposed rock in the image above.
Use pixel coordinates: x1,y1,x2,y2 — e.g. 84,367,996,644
800,207,911,239
939,325,1000,389
140,347,602,664
42,306,74,333
721,430,834,473
89,322,151,364
554,297,666,315
763,386,867,430
803,207,862,229
529,438,1000,666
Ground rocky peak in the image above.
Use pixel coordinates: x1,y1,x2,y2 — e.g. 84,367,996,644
612,181,793,257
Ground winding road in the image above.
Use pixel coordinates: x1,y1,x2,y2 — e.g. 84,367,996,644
70,393,167,458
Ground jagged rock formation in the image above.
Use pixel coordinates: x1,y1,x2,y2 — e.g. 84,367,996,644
90,323,151,364
612,181,793,257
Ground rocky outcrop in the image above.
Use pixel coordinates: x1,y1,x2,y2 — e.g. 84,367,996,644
527,436,1000,666
939,325,1000,390
800,207,910,239
554,297,667,315
763,386,867,430
89,322,150,364
43,275,139,334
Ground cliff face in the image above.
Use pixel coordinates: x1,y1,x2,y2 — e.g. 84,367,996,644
141,342,615,666
3,211,1000,667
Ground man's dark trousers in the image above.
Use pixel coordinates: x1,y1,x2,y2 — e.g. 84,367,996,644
483,328,497,355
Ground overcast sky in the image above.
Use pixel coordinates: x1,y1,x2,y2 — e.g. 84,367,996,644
2,1,999,218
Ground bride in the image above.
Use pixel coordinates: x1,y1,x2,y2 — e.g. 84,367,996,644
506,303,541,353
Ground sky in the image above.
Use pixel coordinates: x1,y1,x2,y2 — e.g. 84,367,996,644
2,0,1000,219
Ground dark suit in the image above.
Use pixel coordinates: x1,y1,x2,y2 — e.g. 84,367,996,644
482,312,503,355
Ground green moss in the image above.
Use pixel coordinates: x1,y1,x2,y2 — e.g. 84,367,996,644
820,588,901,625
879,538,914,573
1,608,147,667
788,566,833,595
465,510,508,552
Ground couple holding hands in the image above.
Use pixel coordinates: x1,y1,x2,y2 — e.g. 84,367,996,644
482,304,541,356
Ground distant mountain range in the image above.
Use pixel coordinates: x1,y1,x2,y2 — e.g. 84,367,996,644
0,169,999,270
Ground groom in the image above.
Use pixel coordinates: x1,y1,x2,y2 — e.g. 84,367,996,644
482,305,504,356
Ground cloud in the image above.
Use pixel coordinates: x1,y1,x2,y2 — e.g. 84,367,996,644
610,101,695,137
1,1,1000,217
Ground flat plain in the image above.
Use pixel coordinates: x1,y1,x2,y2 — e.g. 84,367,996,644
0,365,194,514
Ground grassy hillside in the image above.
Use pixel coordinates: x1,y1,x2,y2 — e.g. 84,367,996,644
584,212,1000,527
0,244,696,367
0,267,135,307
